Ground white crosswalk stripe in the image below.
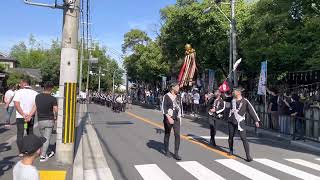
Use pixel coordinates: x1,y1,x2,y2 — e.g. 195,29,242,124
135,164,172,180
177,161,225,180
216,159,279,180
255,159,320,180
286,159,320,171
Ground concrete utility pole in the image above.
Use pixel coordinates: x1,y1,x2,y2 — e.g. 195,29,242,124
56,0,80,164
231,0,238,87
23,0,80,165
98,66,101,92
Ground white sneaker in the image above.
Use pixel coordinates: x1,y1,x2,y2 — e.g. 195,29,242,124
40,156,49,162
48,151,55,158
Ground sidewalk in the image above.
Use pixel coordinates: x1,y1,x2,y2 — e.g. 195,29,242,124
133,102,320,153
0,106,72,180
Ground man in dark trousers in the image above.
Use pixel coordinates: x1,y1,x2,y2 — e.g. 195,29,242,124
162,82,182,160
228,87,260,162
207,90,226,147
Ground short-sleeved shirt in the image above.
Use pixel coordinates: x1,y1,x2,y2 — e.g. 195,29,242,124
35,93,58,121
13,88,38,119
13,161,39,180
5,89,15,107
193,93,200,104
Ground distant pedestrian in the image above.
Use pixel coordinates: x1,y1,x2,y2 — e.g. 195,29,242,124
29,82,57,162
4,85,16,127
13,79,38,156
162,82,182,160
13,134,46,180
290,94,305,141
192,89,200,116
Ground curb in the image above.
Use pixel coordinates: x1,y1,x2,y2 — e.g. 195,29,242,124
73,104,114,180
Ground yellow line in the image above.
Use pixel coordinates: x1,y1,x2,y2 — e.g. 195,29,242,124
64,83,69,143
70,83,74,143
126,111,235,159
72,83,76,143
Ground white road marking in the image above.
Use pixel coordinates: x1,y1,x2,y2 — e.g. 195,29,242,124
135,164,172,180
177,161,225,180
255,159,320,180
286,159,320,171
216,159,279,180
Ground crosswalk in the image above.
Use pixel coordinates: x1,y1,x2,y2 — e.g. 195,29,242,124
135,158,320,180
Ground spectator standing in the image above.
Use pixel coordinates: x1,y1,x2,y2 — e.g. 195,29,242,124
290,94,305,140
13,79,38,156
29,82,57,162
266,88,280,130
13,134,46,180
4,85,16,127
192,89,200,117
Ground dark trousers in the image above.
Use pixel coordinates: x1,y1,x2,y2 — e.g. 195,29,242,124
16,118,34,153
208,117,216,143
163,117,180,155
293,117,305,140
228,122,251,159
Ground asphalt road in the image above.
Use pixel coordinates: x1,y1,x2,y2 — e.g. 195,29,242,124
89,103,320,180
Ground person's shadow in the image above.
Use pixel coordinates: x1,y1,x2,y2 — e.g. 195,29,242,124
0,156,17,176
146,140,165,155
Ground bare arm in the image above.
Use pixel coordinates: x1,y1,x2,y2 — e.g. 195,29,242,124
14,101,27,120
29,104,37,118
53,105,58,120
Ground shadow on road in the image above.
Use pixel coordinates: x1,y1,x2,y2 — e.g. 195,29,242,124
0,155,18,176
146,140,165,155
0,143,12,153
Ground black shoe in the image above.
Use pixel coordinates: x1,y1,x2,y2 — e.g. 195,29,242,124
164,151,171,158
173,154,182,161
210,139,217,147
246,157,253,162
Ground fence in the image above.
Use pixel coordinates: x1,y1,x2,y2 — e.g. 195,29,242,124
245,104,320,142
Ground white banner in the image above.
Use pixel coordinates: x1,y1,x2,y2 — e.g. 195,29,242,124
258,61,267,95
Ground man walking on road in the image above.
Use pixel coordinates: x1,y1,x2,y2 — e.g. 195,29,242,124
30,82,57,162
13,79,38,156
162,82,182,160
207,90,226,147
4,85,16,127
228,87,260,162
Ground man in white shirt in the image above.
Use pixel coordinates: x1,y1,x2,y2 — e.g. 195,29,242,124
192,90,200,116
4,85,16,127
13,79,38,156
13,134,46,180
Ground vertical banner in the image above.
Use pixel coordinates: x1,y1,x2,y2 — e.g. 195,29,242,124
208,69,215,92
258,61,267,95
63,82,77,144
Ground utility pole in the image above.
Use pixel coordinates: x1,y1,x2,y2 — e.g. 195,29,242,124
98,66,101,92
23,0,80,165
231,0,238,87
56,0,80,164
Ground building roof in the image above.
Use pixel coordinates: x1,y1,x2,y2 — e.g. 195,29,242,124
0,52,17,62
13,68,42,82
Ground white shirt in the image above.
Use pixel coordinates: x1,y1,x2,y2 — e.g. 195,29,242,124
4,89,15,107
193,93,200,104
13,161,39,180
13,88,38,118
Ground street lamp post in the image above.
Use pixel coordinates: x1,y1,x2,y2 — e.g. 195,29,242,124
204,0,238,87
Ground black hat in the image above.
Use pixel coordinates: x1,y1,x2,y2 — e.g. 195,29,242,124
21,135,46,155
233,86,245,92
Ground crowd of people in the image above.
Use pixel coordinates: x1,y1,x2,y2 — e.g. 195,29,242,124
89,91,132,113
3,79,58,180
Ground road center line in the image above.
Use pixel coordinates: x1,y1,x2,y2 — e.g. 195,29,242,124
126,111,235,159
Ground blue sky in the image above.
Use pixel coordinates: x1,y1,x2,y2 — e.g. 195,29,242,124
0,0,176,57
